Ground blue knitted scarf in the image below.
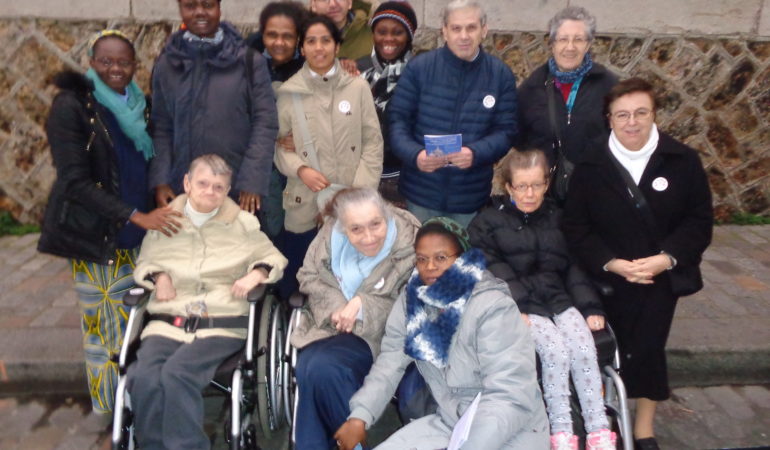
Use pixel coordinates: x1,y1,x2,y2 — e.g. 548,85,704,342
404,248,486,368
548,52,593,84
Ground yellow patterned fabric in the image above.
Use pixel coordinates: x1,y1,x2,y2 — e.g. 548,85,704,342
71,248,138,415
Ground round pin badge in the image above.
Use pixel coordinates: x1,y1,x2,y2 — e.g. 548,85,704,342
483,95,496,109
652,176,669,192
338,100,351,114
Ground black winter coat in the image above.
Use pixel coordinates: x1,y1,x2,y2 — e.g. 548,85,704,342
468,196,603,318
517,62,617,165
561,132,713,400
38,71,145,264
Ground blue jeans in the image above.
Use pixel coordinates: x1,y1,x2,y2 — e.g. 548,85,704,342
295,334,373,449
406,200,476,228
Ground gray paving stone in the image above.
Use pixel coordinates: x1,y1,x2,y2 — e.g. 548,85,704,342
740,385,770,409
672,386,717,412
703,386,755,421
0,401,46,437
54,433,102,450
16,426,69,449
29,306,71,328
48,402,87,430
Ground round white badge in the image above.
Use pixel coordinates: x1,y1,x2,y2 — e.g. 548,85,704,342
338,100,351,114
483,95,496,109
652,177,669,192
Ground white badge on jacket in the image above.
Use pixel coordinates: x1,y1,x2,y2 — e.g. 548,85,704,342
338,100,351,114
652,177,669,192
483,95,496,109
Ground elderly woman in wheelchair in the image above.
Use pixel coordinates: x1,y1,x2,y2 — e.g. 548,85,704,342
124,154,287,450
288,187,420,448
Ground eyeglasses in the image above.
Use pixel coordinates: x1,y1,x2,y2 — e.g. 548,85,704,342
553,35,589,47
510,181,548,193
94,57,135,69
415,254,458,267
609,108,653,122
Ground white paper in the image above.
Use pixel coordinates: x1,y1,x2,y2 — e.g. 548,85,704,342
448,392,482,450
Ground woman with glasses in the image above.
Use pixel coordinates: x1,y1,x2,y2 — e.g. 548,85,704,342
334,217,548,450
562,78,713,450
517,6,618,203
290,187,420,448
38,30,182,419
468,149,616,450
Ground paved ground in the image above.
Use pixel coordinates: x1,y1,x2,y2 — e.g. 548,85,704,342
1,384,769,449
0,227,769,448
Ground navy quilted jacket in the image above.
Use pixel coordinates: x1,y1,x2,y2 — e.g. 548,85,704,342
388,46,518,213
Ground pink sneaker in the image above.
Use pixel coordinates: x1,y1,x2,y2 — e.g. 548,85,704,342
550,432,578,450
586,428,617,450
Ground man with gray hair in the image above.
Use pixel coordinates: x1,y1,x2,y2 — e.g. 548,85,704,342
388,0,518,227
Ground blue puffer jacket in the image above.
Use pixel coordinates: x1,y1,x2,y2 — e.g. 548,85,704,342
149,22,278,197
388,46,518,213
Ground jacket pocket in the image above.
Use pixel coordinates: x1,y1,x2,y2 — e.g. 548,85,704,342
57,197,108,238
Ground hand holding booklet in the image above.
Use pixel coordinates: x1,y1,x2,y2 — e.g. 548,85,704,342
425,134,462,156
447,392,482,450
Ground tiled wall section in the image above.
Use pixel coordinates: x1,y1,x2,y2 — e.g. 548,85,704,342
0,18,768,222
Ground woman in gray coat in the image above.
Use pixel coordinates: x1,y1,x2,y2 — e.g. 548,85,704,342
335,217,549,449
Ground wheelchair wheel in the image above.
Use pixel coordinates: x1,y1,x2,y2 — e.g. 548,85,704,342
256,293,284,437
283,309,302,427
268,299,287,425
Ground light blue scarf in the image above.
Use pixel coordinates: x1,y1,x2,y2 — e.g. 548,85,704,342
331,217,397,300
84,68,153,161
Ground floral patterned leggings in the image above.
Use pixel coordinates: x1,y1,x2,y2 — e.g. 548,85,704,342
528,306,609,434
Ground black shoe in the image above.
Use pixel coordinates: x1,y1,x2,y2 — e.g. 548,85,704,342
634,437,660,450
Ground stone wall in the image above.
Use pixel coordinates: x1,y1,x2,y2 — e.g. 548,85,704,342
0,1,769,222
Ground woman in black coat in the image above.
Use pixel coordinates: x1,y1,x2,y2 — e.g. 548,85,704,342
517,6,618,203
38,30,180,418
469,149,616,449
562,78,713,450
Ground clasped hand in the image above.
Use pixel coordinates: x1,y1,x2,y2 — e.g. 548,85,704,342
606,254,671,284
416,147,474,173
331,296,362,333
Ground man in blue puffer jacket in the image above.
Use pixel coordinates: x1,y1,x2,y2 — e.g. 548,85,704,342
388,0,518,227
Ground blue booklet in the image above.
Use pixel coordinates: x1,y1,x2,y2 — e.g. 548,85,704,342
425,134,462,156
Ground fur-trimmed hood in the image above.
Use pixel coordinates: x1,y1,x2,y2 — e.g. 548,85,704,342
52,70,94,95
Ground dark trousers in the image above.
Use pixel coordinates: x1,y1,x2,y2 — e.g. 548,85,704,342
278,228,318,300
127,335,244,450
295,334,374,449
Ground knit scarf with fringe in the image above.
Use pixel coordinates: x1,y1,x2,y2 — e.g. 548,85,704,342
404,248,486,368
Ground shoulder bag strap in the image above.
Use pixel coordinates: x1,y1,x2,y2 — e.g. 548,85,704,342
545,75,565,160
606,150,661,241
291,93,321,172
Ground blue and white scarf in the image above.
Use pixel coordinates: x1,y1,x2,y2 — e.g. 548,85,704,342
404,248,486,368
548,52,593,84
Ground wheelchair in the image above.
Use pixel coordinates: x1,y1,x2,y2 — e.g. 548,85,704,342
110,284,289,450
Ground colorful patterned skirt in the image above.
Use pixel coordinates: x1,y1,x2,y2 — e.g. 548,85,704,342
71,248,138,415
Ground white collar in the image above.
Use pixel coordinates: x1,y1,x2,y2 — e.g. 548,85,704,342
309,64,337,78
184,199,219,227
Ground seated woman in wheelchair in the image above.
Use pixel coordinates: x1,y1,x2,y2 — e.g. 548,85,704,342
290,187,420,448
128,154,287,449
468,149,616,450
335,217,549,449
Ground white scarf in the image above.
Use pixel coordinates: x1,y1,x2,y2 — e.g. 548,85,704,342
184,199,219,228
608,124,659,185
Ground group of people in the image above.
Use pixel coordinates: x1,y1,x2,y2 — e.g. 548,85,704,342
36,0,714,449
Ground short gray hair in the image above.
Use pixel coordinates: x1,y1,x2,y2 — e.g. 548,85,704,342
442,0,487,27
188,154,233,184
547,6,596,43
324,187,391,228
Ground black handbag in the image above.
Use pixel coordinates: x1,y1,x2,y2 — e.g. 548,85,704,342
545,76,574,204
607,153,704,296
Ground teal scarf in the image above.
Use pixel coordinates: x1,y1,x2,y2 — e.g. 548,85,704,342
85,68,153,161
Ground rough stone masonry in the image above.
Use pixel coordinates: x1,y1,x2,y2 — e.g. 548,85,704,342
0,0,768,223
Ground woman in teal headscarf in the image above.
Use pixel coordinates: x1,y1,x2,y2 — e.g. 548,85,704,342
38,30,182,419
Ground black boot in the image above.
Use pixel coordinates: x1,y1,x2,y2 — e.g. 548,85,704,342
634,437,660,450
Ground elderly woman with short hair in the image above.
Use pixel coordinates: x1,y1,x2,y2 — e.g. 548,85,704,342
291,187,420,448
517,6,618,202
562,78,713,450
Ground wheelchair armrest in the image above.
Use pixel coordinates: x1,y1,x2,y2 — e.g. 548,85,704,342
123,287,151,307
592,327,617,366
289,291,307,309
247,284,267,303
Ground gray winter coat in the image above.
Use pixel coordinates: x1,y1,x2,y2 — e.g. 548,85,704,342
149,22,278,197
349,272,549,449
